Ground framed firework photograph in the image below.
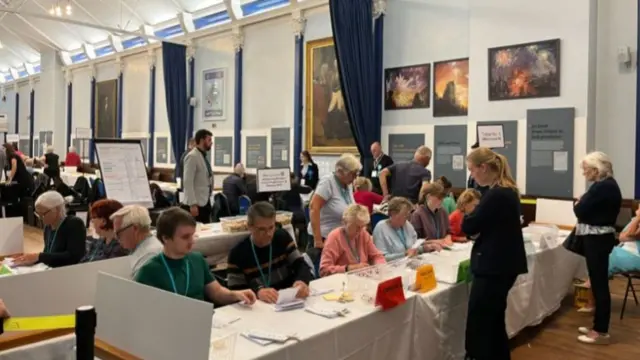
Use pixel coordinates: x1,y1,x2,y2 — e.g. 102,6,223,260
384,63,431,110
433,58,469,117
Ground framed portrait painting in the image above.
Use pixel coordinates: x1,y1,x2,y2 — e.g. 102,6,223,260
488,39,560,101
433,58,469,117
95,79,118,138
384,63,430,110
305,37,357,154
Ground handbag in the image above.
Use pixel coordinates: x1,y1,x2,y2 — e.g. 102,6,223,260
562,227,585,256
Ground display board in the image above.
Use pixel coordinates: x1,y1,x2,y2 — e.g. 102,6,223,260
270,128,291,169
156,137,168,164
18,139,29,155
94,139,153,208
0,114,8,132
75,127,91,139
526,108,575,198
6,134,19,143
480,121,518,181
39,131,53,147
257,168,291,193
214,136,233,167
246,136,267,168
434,125,467,187
388,134,425,162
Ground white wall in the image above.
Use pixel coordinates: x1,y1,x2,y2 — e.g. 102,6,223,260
122,54,150,134
595,0,638,198
154,49,170,134
96,62,118,82
72,68,92,131
0,88,16,134
18,83,30,137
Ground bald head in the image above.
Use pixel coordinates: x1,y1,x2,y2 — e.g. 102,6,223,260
414,146,432,167
234,163,245,176
370,142,382,158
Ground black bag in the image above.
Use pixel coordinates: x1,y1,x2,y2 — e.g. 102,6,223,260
562,228,585,256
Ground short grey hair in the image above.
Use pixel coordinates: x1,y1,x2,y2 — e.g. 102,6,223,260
68,146,76,152
415,146,432,158
387,197,413,216
335,153,361,174
582,151,614,179
342,204,370,225
45,145,55,154
247,201,276,226
110,205,151,230
35,191,66,215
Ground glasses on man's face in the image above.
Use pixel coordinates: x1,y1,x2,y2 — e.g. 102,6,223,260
115,224,134,238
35,208,54,219
252,225,275,235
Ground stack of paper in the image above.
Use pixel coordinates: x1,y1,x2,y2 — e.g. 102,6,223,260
274,287,305,312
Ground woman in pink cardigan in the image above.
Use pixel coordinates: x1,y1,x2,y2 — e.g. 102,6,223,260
320,204,386,276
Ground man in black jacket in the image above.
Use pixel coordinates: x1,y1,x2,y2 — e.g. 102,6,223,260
364,142,393,194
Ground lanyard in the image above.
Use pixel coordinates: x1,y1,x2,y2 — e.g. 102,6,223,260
88,240,104,262
342,229,360,263
45,217,67,253
334,174,352,205
251,240,272,287
395,227,408,250
160,254,190,296
373,156,383,170
429,211,440,239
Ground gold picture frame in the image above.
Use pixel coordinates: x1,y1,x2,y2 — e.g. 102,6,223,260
305,37,357,154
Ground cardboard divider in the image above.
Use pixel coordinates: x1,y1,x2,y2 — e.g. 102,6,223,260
535,198,577,227
95,272,213,360
0,218,23,256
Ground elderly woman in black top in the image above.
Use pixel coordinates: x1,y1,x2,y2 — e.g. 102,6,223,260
13,191,86,268
462,147,527,360
573,152,621,345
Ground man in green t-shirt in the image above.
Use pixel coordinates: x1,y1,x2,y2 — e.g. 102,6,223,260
135,207,256,305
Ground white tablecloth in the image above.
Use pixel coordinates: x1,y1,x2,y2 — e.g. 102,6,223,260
0,334,77,360
194,223,296,266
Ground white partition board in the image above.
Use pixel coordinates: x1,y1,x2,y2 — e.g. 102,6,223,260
95,273,213,360
94,139,153,208
0,257,131,319
535,198,577,226
0,217,23,256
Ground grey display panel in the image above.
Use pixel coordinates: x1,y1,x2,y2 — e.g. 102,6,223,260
214,136,233,167
270,128,291,169
434,125,467,187
388,134,425,162
246,136,267,168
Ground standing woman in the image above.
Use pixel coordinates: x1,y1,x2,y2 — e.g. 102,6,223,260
572,152,621,345
5,143,34,197
299,150,319,189
463,147,527,360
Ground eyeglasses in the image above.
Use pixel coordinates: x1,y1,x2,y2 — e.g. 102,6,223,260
115,224,134,237
252,225,275,235
35,208,54,218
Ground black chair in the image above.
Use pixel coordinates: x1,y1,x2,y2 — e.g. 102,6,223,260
213,193,231,222
620,272,640,320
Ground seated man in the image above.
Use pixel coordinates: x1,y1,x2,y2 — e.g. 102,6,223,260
14,191,86,268
227,202,313,304
110,205,163,277
135,207,256,304
222,163,248,215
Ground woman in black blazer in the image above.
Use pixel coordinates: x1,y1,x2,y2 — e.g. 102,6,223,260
462,147,527,360
299,150,319,189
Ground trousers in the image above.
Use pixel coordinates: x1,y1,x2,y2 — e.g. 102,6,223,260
584,234,616,333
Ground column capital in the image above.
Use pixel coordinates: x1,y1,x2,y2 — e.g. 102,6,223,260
28,77,35,91
13,82,18,92
186,42,197,60
115,56,125,75
147,49,157,69
89,64,96,80
373,0,387,19
231,27,244,52
64,68,73,85
291,10,306,38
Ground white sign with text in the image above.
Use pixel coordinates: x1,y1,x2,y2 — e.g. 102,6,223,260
477,125,505,148
257,168,291,193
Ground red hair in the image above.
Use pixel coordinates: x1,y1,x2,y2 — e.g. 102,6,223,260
90,199,124,230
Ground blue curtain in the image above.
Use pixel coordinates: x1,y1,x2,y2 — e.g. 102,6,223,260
66,83,73,150
373,14,384,149
233,48,243,165
162,42,189,164
29,89,34,156
188,58,195,138
89,77,96,164
329,0,378,175
117,72,123,138
293,34,304,175
636,1,640,198
15,93,19,135
148,65,156,167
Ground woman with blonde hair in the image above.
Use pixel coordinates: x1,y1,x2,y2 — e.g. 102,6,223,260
449,189,481,241
353,176,383,214
462,147,526,360
319,204,385,276
410,182,453,246
373,197,441,261
568,151,621,345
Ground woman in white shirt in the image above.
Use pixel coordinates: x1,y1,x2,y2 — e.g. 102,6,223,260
373,197,441,261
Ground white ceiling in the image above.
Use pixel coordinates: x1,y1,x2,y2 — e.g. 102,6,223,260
0,0,233,71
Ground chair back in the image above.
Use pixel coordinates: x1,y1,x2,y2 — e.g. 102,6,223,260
213,193,231,222
238,195,252,215
371,212,389,231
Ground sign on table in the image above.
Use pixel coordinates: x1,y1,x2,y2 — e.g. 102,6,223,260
257,168,291,193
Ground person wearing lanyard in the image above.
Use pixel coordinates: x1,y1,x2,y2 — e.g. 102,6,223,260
135,208,256,304
227,202,313,304
14,191,86,268
373,197,442,261
182,129,214,223
80,199,129,263
410,182,453,247
320,204,386,276
365,142,394,194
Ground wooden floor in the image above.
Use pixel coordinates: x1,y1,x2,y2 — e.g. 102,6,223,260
21,226,640,359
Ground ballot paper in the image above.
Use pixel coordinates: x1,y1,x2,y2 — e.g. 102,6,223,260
274,287,305,312
212,313,241,328
412,239,425,250
241,332,274,346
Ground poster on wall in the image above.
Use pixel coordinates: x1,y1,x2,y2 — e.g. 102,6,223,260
388,134,425,162
214,136,233,167
305,37,356,154
202,68,226,121
434,125,467,187
488,39,560,101
433,58,468,117
246,136,267,168
526,108,574,198
384,63,430,110
0,114,8,132
270,128,290,169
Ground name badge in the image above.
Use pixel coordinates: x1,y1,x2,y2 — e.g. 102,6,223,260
371,171,378,178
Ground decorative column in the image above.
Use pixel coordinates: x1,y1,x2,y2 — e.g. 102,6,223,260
65,69,73,151
14,83,19,136
28,78,35,157
373,0,386,144
147,50,157,167
292,11,306,175
187,43,196,138
232,27,244,166
116,57,124,138
0,85,5,143
89,65,97,164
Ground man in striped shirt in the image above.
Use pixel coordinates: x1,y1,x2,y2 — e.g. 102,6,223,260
227,202,314,304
